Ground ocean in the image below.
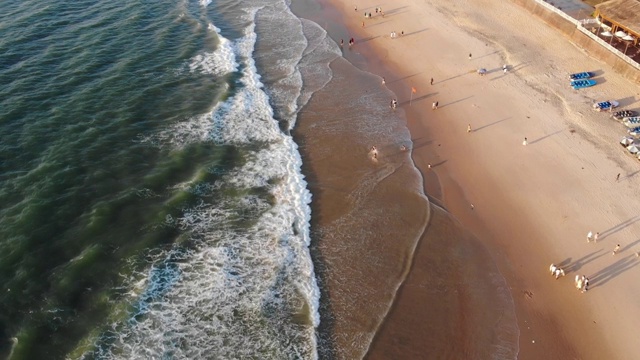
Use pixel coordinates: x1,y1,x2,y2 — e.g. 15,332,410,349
0,0,519,359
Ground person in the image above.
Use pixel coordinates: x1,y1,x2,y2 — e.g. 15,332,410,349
583,277,589,292
587,231,593,242
469,53,472,59
375,7,378,13
400,145,407,151
362,21,365,28
349,38,354,46
340,39,344,47
503,64,508,73
467,124,472,133
613,244,621,255
432,101,438,110
382,77,386,85
401,30,404,36
522,137,528,146
430,78,434,85
355,5,357,11
594,232,599,243
392,99,398,109
370,146,378,159
428,164,432,169
617,173,621,181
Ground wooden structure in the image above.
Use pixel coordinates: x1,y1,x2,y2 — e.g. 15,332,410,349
594,0,640,45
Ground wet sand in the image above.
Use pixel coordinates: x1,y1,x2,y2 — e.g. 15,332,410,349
295,0,640,359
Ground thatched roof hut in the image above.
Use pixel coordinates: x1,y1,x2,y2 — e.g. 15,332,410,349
595,0,640,40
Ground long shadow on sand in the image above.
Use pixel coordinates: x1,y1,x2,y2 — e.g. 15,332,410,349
560,249,605,273
411,137,434,150
590,254,639,289
400,92,437,106
435,70,474,84
364,21,390,29
474,117,511,132
388,72,421,84
469,50,501,61
621,238,640,253
599,215,640,240
528,128,564,145
401,28,429,37
438,95,473,109
383,6,408,16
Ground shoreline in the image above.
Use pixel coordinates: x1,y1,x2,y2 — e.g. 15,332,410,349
299,0,640,359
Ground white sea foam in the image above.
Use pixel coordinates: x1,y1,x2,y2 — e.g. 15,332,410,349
98,3,320,358
188,24,236,76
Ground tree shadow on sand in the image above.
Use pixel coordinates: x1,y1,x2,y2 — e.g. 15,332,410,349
589,254,639,289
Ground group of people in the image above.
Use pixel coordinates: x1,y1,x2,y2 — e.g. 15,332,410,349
575,275,590,293
340,38,355,47
549,263,589,292
390,98,398,109
362,7,384,19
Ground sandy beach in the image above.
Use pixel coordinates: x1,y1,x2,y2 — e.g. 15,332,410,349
296,0,640,358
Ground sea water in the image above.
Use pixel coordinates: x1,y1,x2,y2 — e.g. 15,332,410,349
0,0,329,358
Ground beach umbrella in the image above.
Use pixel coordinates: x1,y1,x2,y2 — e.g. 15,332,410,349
627,145,640,154
620,137,634,146
623,35,635,41
600,31,613,37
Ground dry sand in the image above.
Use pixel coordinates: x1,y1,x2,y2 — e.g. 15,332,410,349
320,0,640,358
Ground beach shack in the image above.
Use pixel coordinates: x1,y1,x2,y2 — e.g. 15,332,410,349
594,0,640,50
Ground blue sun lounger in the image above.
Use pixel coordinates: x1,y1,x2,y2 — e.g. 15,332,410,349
571,79,596,89
569,72,593,80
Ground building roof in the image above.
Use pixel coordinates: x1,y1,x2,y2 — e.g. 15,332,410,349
596,0,640,38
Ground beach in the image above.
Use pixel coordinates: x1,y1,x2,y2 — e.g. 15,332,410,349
294,0,640,359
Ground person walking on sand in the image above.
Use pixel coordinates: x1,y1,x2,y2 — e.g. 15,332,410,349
587,231,593,243
503,64,508,73
522,137,528,146
430,78,434,85
613,244,621,255
370,146,378,159
469,53,472,59
617,173,621,181
583,277,589,292
467,124,472,133
432,101,438,110
594,232,599,243
355,5,357,11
